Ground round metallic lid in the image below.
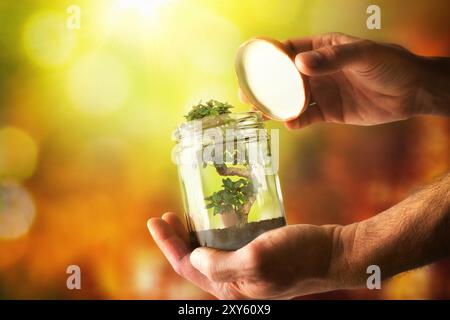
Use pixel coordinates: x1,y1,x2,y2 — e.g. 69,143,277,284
235,37,309,121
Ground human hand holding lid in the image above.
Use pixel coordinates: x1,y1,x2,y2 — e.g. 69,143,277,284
236,32,449,129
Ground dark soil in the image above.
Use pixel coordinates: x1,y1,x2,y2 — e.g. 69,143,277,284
190,217,286,251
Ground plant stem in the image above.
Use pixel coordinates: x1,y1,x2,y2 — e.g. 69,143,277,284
239,194,256,225
214,164,251,179
213,163,255,225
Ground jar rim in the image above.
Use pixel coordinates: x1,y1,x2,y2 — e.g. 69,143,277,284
173,111,264,143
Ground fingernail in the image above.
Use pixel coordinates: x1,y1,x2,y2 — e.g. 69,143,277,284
190,248,203,269
296,51,323,68
147,218,157,236
147,219,153,231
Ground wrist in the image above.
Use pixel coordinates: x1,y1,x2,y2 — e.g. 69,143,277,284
324,222,365,290
415,56,450,117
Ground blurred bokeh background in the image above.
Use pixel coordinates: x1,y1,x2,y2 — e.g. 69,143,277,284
0,0,449,299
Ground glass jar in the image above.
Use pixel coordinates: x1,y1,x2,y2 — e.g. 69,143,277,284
173,111,286,250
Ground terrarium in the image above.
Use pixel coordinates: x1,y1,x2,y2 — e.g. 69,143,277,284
173,100,286,250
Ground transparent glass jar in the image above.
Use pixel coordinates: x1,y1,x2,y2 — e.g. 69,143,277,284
173,111,286,250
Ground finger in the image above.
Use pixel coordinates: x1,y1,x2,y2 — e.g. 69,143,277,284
284,38,313,56
162,212,189,244
285,105,325,130
190,247,248,282
147,218,213,293
284,32,359,55
147,218,191,269
294,40,376,76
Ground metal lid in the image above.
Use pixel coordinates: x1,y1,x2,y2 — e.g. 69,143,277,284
235,37,309,121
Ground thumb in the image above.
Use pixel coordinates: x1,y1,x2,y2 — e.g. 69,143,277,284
190,247,246,282
295,40,375,76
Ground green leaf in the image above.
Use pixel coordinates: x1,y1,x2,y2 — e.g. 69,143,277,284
184,100,233,121
223,192,232,202
222,178,233,189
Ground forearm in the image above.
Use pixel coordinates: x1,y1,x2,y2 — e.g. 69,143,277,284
330,172,450,288
416,56,450,117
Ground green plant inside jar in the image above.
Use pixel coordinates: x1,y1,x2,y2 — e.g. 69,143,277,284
185,100,257,226
181,100,286,250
